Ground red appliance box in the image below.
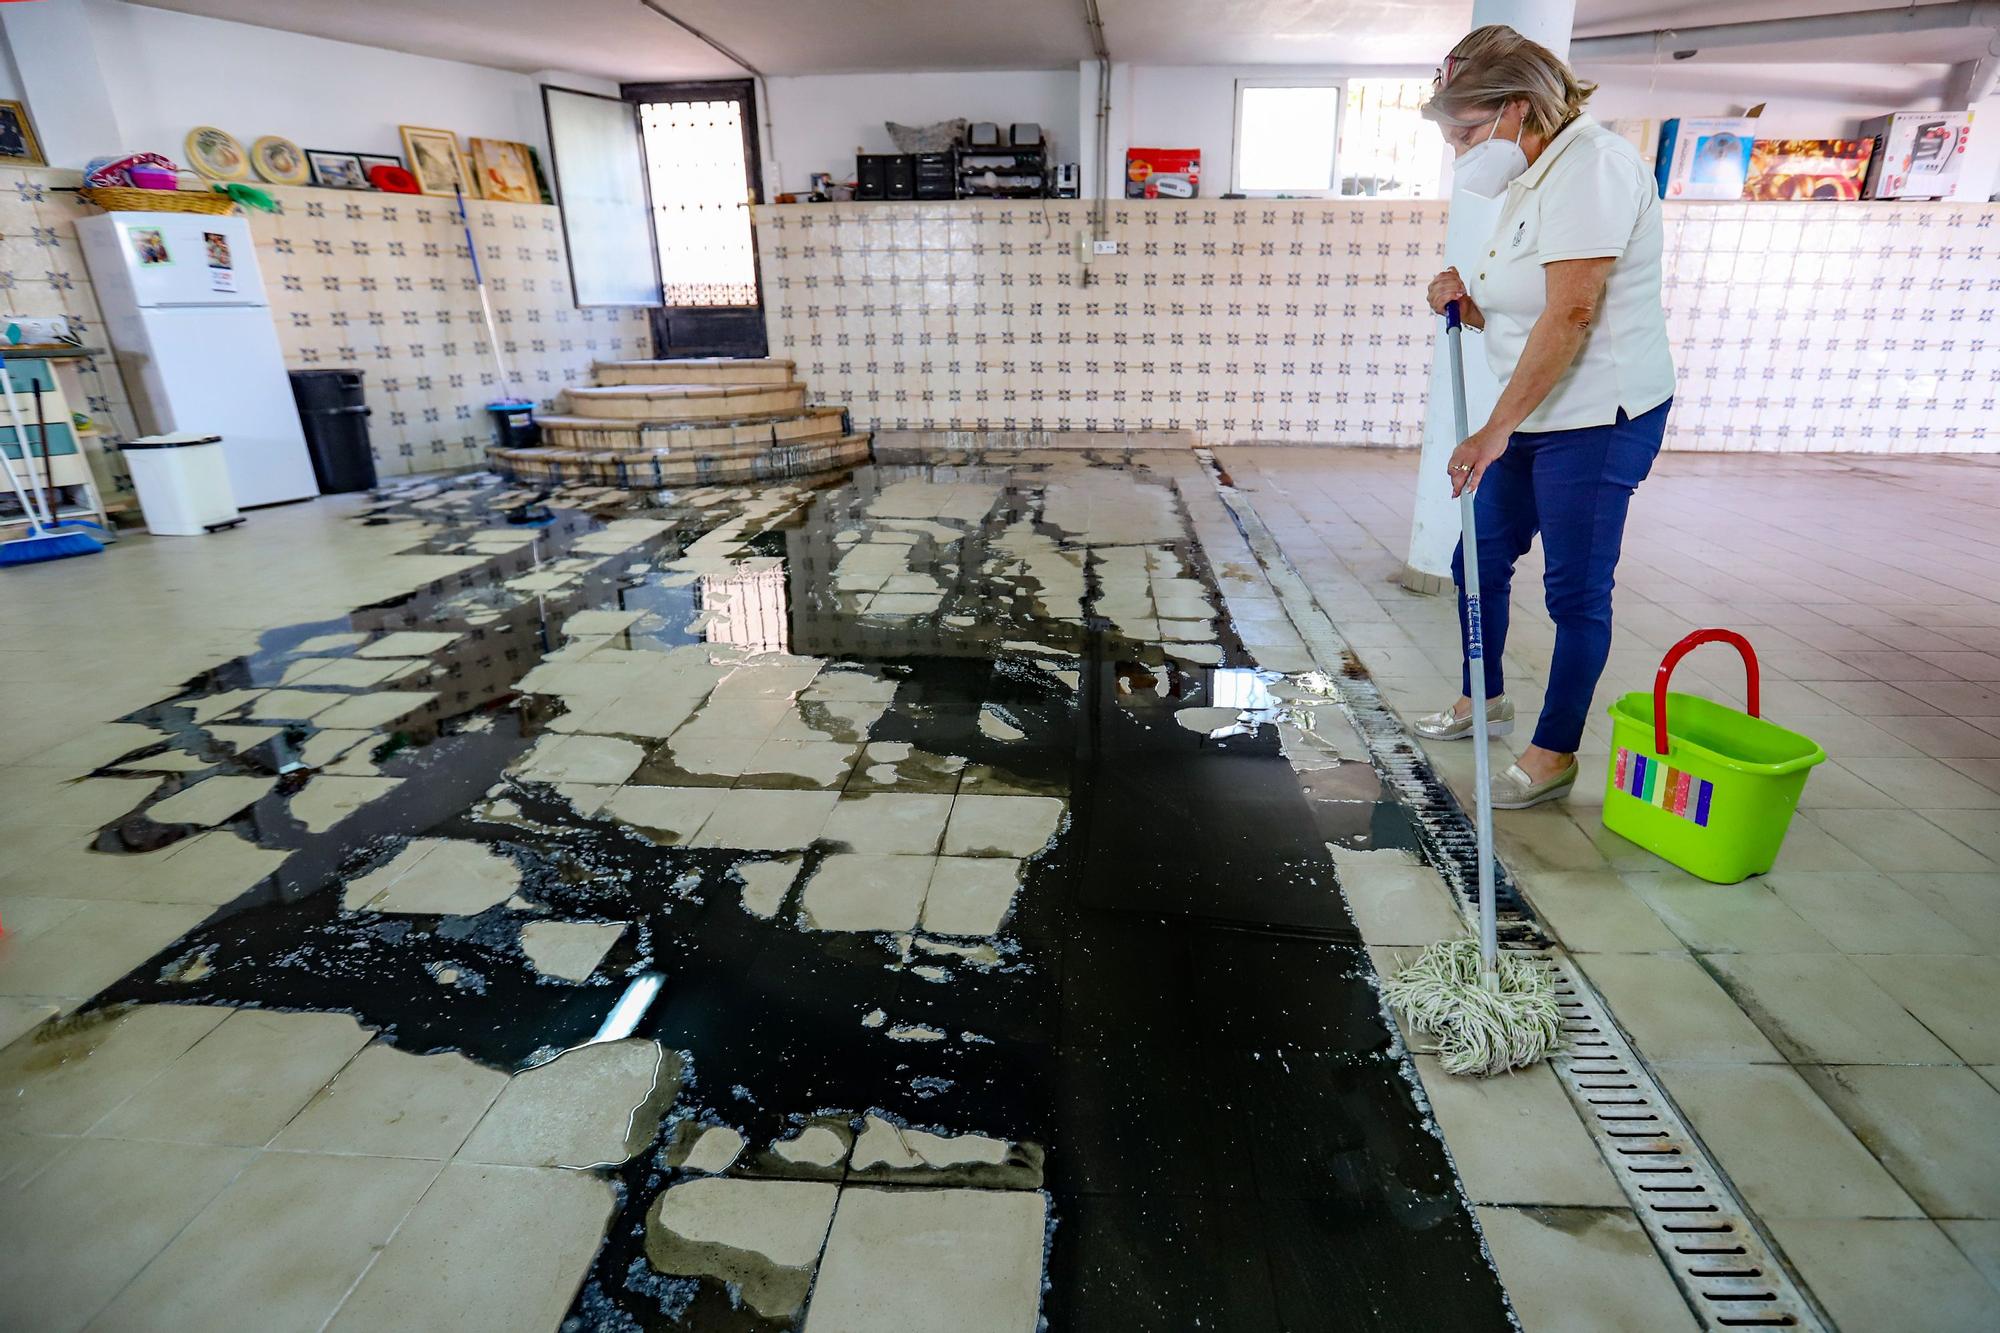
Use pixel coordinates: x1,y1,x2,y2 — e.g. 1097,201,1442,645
1742,139,1875,201
1125,148,1200,199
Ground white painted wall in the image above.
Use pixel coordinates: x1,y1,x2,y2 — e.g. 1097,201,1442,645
762,68,1080,193
78,1,563,166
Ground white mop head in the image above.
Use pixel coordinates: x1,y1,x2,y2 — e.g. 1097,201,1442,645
1381,937,1562,1077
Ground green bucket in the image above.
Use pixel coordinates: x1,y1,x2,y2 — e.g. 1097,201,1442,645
1603,629,1826,884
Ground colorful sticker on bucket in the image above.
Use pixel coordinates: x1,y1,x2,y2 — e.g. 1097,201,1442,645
1615,749,1714,826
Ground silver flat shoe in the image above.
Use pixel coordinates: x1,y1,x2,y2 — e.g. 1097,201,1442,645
1412,696,1514,740
1492,760,1578,809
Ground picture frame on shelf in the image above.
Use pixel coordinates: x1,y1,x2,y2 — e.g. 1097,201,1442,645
400,125,473,197
0,100,44,167
469,138,538,204
306,149,370,190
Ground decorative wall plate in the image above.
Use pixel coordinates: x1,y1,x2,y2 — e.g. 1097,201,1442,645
251,135,309,186
186,126,250,181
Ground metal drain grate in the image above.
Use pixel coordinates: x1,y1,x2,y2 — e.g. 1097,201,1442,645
1201,459,1826,1331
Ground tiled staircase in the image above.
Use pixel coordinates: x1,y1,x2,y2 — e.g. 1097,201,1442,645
488,357,872,487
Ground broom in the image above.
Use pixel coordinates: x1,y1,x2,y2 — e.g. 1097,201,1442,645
0,353,102,567
1380,301,1557,1077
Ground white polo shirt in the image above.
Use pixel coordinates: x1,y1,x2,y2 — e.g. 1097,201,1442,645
1464,114,1676,433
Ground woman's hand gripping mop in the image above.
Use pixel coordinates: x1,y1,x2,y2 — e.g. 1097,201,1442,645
1380,301,1559,1077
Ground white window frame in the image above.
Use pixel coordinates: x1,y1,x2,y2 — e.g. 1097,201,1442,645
1231,77,1344,198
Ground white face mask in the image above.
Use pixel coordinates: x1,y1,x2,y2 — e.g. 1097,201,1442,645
1453,111,1528,199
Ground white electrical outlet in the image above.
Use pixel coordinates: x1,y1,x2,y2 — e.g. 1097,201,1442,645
1092,239,1119,255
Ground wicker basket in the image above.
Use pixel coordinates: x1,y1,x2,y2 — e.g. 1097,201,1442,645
79,186,236,215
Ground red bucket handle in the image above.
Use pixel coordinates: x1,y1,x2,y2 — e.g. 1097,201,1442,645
1653,629,1760,756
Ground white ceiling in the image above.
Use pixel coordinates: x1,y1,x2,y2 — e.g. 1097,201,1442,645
132,0,1990,80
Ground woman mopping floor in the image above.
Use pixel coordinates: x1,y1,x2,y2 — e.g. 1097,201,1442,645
1413,24,1677,809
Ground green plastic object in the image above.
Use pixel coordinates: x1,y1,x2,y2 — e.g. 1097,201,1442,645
1602,629,1825,884
213,182,276,212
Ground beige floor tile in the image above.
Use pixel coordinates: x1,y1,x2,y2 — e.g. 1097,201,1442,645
0,1003,232,1135
1763,870,1982,954
1767,1219,1996,1333
671,697,796,740
512,732,647,787
939,793,1064,858
1804,1064,2000,1219
458,1038,676,1169
288,773,404,834
0,901,210,999
329,1161,615,1332
312,689,440,731
1334,858,1466,947
1814,808,1995,873
691,789,840,851
92,1008,370,1146
920,857,1023,936
1512,870,1681,952
1491,806,1610,873
354,629,461,658
86,1149,442,1333
801,854,933,932
601,784,723,844
1623,871,1835,954
1850,954,2000,1062
1919,809,2000,865
647,1176,840,1320
1413,1056,1624,1206
739,738,862,788
1939,1219,2000,1291
1705,952,1959,1064
343,837,522,914
0,1136,255,1333
820,792,953,855
280,656,410,688
521,920,626,981
144,774,277,827
1574,953,1783,1063
272,1043,507,1159
0,997,57,1049
1474,1205,1698,1333
1843,757,2000,809
805,1186,1047,1333
1658,1063,1919,1219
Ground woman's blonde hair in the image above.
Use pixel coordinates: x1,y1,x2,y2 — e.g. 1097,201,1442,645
1424,24,1596,138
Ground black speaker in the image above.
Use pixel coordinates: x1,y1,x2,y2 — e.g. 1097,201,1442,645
855,154,891,200
884,154,916,199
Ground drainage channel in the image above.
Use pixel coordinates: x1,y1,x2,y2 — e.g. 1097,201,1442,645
1197,450,1827,1333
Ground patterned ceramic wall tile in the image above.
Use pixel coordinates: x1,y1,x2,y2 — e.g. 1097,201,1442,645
757,198,1999,453
0,168,653,496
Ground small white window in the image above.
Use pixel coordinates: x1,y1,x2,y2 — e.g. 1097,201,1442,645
1233,80,1342,196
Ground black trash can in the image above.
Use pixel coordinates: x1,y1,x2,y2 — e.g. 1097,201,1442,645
487,400,539,451
288,369,378,494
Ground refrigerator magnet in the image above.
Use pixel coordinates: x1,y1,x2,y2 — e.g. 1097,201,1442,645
128,226,171,266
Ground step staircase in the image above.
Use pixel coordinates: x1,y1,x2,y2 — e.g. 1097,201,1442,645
488,357,872,488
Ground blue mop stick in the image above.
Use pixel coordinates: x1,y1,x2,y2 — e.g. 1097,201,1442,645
1444,301,1498,986
454,185,518,400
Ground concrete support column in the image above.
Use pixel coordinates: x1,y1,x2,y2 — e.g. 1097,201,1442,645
0,0,123,169
1400,0,1578,593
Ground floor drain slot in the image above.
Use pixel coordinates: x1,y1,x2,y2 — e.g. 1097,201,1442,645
1203,466,1828,1333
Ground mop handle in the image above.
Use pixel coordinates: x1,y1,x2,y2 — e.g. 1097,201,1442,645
455,186,518,400
1444,302,1499,978
0,355,56,530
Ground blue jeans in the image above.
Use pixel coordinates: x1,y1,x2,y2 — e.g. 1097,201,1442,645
1451,399,1671,754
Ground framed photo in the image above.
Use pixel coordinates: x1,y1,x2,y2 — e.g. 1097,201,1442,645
399,126,472,197
251,135,309,186
356,153,405,176
186,126,250,181
0,100,43,167
306,150,370,190
469,138,538,204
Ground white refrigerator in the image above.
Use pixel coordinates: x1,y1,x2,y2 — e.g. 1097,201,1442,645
78,212,319,508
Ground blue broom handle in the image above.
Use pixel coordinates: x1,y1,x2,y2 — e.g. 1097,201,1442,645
1444,301,1499,978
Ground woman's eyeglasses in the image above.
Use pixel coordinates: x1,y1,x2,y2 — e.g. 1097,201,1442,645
1433,55,1465,91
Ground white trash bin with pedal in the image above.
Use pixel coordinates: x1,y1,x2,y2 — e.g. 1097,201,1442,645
118,433,245,536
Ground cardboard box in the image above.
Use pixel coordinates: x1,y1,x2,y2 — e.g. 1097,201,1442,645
1656,118,1757,200
1861,111,1975,199
1125,148,1200,199
1744,138,1875,200
1605,118,1662,170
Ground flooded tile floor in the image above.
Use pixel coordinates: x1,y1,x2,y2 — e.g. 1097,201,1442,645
0,453,1512,1331
8,446,1997,1332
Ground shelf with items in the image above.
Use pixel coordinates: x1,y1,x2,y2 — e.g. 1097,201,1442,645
0,350,110,539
